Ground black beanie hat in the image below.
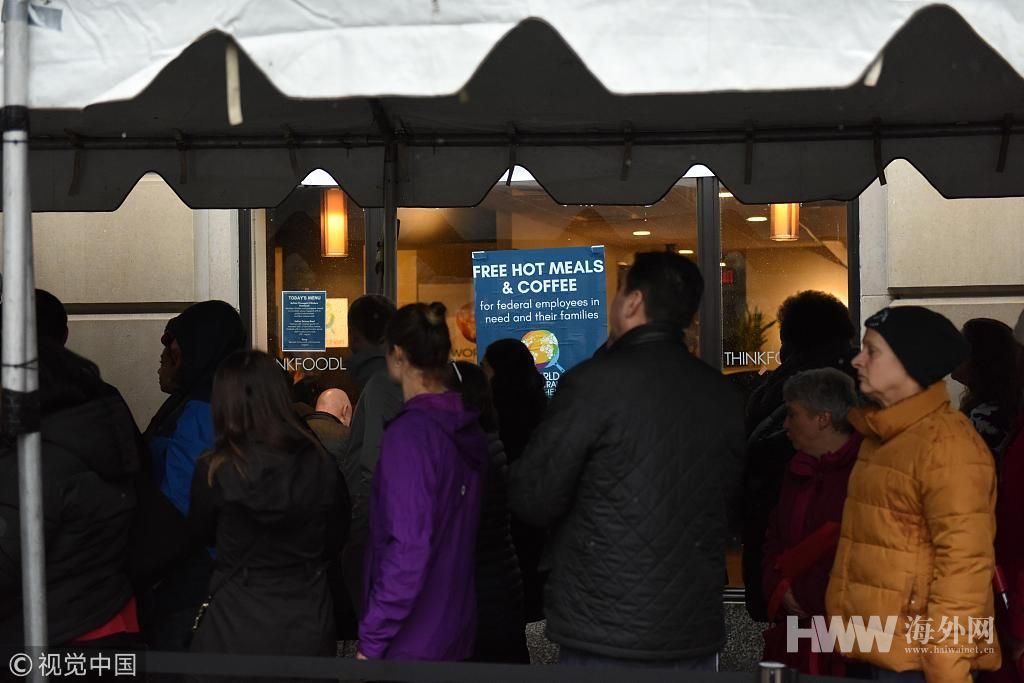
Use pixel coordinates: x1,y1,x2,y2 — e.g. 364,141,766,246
864,306,968,388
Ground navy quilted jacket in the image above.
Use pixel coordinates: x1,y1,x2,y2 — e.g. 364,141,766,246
509,323,745,660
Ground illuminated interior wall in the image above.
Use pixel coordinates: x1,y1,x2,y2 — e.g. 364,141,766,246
743,248,850,354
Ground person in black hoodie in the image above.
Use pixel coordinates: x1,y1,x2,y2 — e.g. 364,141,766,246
188,350,349,667
739,290,857,622
0,342,143,649
140,300,246,650
449,361,529,664
482,338,548,623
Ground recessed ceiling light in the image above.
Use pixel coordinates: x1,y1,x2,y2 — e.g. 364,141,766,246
632,230,652,236
678,249,695,255
719,191,733,198
746,216,768,222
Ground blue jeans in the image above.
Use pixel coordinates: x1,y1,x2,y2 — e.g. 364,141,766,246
559,645,719,671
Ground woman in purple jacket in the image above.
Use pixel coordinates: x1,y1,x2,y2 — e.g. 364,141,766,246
357,302,487,661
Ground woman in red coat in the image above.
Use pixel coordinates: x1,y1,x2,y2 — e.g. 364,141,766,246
761,368,862,676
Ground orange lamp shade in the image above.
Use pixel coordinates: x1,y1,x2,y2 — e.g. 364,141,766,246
770,203,800,242
321,188,349,257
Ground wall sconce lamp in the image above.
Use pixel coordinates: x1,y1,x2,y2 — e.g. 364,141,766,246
321,187,349,257
770,203,800,242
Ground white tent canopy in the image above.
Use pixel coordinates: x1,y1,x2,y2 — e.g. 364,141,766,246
1,0,1023,210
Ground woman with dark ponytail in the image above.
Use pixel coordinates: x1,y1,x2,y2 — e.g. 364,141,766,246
358,303,488,661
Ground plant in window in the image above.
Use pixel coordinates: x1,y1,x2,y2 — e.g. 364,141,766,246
735,306,776,357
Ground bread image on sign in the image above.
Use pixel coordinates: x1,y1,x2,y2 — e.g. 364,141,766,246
456,302,476,343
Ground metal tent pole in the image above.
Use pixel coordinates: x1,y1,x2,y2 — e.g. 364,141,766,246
382,141,398,302
3,0,48,673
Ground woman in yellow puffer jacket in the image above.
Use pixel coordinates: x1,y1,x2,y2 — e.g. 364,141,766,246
826,306,1001,683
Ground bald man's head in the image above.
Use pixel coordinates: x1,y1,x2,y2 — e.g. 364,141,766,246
316,388,353,426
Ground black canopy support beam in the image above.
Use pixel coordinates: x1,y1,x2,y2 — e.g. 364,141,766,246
24,118,1024,152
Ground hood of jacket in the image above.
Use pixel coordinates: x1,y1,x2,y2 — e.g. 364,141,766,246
41,394,140,481
399,391,488,472
348,345,388,388
214,442,335,519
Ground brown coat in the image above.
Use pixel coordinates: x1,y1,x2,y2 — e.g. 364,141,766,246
826,382,1001,683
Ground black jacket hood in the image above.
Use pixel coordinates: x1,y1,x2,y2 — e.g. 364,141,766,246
42,394,140,480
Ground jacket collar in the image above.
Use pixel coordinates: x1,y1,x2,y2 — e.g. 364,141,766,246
305,410,342,426
610,321,685,352
348,344,386,373
790,433,862,476
849,381,949,443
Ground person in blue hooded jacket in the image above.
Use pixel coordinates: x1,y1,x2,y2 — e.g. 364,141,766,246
139,300,246,649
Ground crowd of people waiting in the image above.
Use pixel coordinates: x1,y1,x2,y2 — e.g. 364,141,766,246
0,252,1023,683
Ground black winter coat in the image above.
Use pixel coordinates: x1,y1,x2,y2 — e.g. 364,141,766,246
472,433,528,663
0,393,140,645
188,443,350,660
509,323,745,660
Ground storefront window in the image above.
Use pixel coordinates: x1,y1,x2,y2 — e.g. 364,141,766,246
397,172,700,362
720,190,849,378
265,186,367,397
258,176,853,596
718,190,849,591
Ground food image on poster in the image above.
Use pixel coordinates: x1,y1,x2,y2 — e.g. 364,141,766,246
456,302,476,343
472,246,607,395
325,297,349,348
419,283,477,361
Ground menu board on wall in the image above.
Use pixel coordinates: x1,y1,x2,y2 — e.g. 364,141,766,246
281,290,327,352
472,246,607,396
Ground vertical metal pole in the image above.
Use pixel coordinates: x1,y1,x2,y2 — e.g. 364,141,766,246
363,208,384,296
3,0,48,673
382,142,399,302
846,199,862,338
237,208,254,345
697,177,723,370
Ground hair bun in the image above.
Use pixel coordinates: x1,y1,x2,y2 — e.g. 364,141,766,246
426,302,447,326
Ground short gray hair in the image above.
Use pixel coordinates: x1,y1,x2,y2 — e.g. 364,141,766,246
782,368,858,433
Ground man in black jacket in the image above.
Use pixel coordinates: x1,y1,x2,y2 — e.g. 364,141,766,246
509,252,744,669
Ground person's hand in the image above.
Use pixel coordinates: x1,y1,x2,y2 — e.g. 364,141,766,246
782,588,809,618
356,652,368,661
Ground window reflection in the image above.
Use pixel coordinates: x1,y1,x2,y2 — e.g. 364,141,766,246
397,175,700,362
721,193,849,377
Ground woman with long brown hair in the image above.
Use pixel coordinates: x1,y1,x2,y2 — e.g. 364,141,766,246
188,350,350,663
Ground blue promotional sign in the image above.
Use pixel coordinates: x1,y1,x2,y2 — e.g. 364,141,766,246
472,246,607,396
281,290,327,352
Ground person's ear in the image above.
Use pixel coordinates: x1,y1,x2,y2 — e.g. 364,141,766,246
623,288,645,320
